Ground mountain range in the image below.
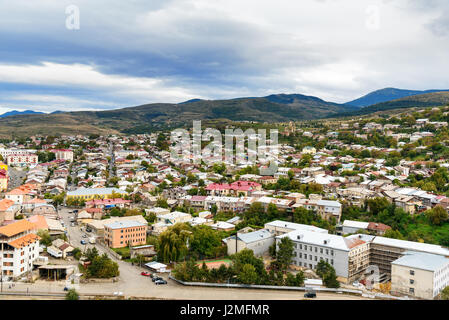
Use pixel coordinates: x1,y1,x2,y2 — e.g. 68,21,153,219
1,88,449,137
345,88,449,107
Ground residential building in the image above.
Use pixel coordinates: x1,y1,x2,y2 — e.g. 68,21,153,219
104,220,148,248
66,187,127,201
0,220,40,279
391,251,449,299
6,153,38,167
226,229,274,256
278,231,370,283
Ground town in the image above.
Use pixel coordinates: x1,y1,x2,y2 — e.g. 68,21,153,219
1,105,449,300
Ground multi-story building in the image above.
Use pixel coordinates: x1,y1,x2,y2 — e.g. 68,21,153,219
6,153,38,167
357,234,449,276
66,187,127,202
317,200,342,222
226,229,274,256
0,220,40,279
391,251,449,299
104,220,147,248
205,181,262,197
50,149,74,162
278,230,370,283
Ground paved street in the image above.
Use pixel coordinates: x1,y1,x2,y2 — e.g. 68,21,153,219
7,167,26,191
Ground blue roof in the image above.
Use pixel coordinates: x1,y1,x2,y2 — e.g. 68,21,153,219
104,220,146,230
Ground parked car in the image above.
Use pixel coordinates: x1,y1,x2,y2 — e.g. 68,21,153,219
63,287,69,291
80,240,87,245
152,277,163,282
304,291,317,298
86,228,92,233
155,279,167,285
141,272,152,277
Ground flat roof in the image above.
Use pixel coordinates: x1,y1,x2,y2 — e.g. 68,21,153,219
392,251,449,272
104,220,147,230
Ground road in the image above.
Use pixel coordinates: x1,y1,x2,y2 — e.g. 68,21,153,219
7,167,26,190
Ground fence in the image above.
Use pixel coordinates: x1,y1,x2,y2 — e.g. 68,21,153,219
168,275,411,300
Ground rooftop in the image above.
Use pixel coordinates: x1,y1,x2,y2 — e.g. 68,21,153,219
104,220,147,230
392,251,449,272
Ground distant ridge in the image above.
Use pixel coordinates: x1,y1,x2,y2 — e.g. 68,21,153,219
335,91,449,118
0,110,44,118
346,88,449,108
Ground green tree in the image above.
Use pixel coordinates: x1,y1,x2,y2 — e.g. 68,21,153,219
65,289,79,300
238,264,258,284
37,229,52,247
87,253,119,278
158,223,193,263
426,205,449,226
275,237,294,272
190,225,223,258
441,286,449,300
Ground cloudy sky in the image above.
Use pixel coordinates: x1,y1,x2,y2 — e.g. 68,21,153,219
0,0,449,114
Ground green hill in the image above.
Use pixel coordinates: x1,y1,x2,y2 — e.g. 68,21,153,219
0,94,353,137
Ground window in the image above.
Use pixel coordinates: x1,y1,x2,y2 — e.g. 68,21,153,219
409,288,414,294
410,270,415,276
410,279,414,284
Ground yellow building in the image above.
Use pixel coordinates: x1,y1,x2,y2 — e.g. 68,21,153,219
66,187,127,202
0,162,8,171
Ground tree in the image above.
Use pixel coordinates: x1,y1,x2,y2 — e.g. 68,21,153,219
441,286,449,300
86,253,119,278
84,247,99,262
72,248,82,260
158,223,193,263
65,289,79,300
238,264,258,284
426,205,448,226
316,260,340,288
37,230,52,247
275,237,294,272
190,225,223,259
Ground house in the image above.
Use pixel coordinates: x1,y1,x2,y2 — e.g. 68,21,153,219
317,200,342,222
46,239,74,259
205,181,262,197
0,199,17,223
339,220,369,235
226,229,274,256
211,221,235,231
145,207,170,217
367,222,391,235
391,251,449,299
302,146,317,155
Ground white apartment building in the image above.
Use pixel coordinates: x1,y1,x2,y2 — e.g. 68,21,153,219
0,220,40,279
277,230,369,283
50,149,74,162
6,153,38,167
0,148,36,159
391,251,449,299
